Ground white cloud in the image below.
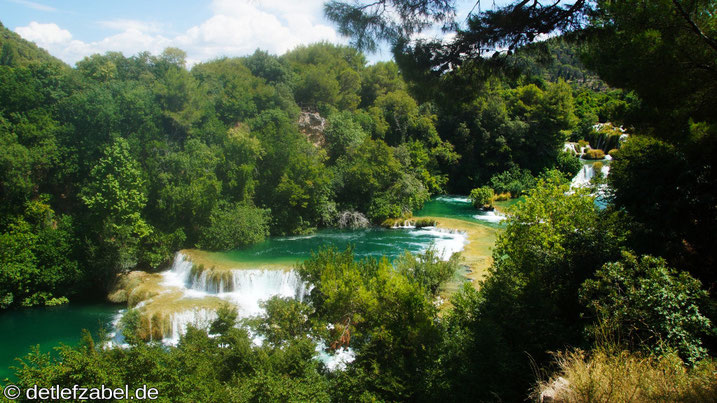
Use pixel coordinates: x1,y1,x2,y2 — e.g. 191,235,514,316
15,22,71,44
9,0,56,12
14,0,348,67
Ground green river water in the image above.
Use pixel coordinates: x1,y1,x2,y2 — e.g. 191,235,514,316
0,195,507,380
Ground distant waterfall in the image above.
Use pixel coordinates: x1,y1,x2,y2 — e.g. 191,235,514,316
571,163,610,188
163,252,307,300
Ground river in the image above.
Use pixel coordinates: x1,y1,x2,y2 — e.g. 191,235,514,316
1,195,505,379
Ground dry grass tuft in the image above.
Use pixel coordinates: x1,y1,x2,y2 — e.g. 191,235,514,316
535,349,717,402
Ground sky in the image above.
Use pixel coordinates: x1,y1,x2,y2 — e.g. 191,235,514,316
2,0,510,67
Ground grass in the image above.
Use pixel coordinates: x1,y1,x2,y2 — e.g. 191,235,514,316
493,192,512,202
534,349,717,402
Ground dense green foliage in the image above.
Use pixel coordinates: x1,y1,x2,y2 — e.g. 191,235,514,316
488,166,536,196
581,253,712,365
197,203,270,251
0,28,460,306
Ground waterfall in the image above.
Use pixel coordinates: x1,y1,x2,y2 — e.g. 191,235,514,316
163,308,218,346
571,163,611,188
571,164,595,187
134,253,310,341
163,253,307,301
588,123,627,152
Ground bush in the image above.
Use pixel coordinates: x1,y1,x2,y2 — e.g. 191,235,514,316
488,167,536,196
469,186,494,209
413,218,437,228
555,151,582,180
582,149,605,160
577,139,588,148
493,192,511,201
608,148,619,158
394,247,462,296
197,203,270,250
580,253,712,364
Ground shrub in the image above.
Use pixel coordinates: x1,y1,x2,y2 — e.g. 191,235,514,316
488,167,536,196
469,186,494,209
555,151,582,180
582,149,605,160
394,247,462,296
413,218,437,228
577,139,588,148
581,253,712,364
608,148,619,158
493,192,511,201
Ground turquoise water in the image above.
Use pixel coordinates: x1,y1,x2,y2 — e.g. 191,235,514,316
0,304,118,380
218,227,463,265
414,195,523,228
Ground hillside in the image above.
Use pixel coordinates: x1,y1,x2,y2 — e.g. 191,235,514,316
0,21,67,68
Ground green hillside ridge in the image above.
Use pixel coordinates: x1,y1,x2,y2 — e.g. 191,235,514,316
0,21,68,68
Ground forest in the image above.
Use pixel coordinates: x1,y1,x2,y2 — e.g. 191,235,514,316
1,0,717,401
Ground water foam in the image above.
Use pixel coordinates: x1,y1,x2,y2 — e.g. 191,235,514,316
473,210,506,223
410,227,467,260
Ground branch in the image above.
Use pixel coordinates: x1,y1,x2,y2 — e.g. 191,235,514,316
672,0,717,53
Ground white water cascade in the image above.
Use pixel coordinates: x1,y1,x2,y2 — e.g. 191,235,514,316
409,227,468,260
149,253,310,343
473,210,506,223
571,163,610,188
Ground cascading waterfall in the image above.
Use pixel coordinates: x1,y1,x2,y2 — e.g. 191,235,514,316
164,308,218,346
116,253,312,343
571,163,611,190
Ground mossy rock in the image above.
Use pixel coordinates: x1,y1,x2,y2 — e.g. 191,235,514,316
582,149,606,160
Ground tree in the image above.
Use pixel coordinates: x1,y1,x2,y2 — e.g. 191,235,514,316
0,42,18,66
325,0,592,72
81,138,151,274
298,246,443,400
430,177,624,400
197,202,270,251
0,198,80,308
